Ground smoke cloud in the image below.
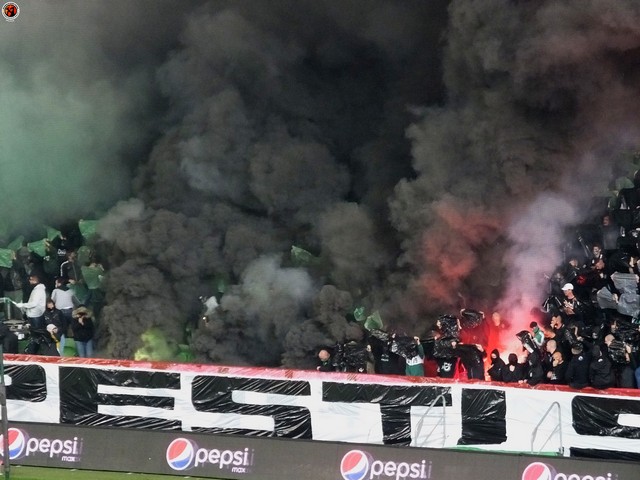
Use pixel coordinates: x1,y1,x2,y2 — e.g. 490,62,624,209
7,0,640,366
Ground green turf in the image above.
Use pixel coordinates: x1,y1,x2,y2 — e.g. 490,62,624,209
2,465,219,480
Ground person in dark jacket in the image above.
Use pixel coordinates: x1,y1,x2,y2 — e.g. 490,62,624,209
44,298,64,354
454,343,486,380
316,349,334,372
589,345,615,389
487,349,505,381
71,306,95,358
547,351,568,385
0,323,18,354
565,343,590,389
24,327,59,356
525,350,545,386
502,353,525,383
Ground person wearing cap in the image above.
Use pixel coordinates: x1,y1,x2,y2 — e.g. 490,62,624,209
560,283,587,329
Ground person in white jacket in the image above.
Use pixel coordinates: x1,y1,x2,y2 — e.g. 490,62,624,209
16,274,47,330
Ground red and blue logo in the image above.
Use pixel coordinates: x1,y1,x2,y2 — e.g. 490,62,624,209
0,428,27,460
341,449,370,480
522,462,555,480
166,438,196,471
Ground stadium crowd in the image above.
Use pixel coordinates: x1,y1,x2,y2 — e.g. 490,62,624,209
0,225,105,358
318,179,640,391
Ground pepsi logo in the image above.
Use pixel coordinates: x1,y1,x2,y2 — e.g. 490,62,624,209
166,438,196,471
0,428,27,460
341,449,370,480
522,462,554,480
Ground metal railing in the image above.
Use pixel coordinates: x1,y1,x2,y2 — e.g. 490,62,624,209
413,392,448,448
531,400,564,455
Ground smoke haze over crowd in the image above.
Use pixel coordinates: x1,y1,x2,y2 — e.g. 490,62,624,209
3,0,640,367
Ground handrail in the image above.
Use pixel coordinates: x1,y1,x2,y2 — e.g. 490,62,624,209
530,400,563,455
413,392,448,448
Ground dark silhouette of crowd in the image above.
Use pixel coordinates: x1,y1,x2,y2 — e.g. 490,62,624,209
316,174,640,391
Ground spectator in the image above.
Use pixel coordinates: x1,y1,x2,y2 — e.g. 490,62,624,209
16,273,47,330
524,349,545,386
46,323,61,354
501,353,525,383
599,214,619,259
433,315,460,379
486,311,508,353
487,349,505,381
61,251,88,304
454,342,485,380
549,314,575,360
0,323,18,354
44,298,64,355
391,335,425,377
560,283,587,330
51,277,77,356
542,338,558,375
71,306,95,358
590,345,615,389
316,349,333,372
60,250,80,283
565,343,590,389
529,321,545,349
48,231,73,270
547,351,568,385
25,326,59,356
604,333,635,388
403,337,425,377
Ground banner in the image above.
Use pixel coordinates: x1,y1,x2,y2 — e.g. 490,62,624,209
2,355,640,461
1,421,638,480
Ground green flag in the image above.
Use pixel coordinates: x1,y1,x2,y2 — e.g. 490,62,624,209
46,226,61,241
363,311,384,331
353,306,366,322
81,265,105,290
7,236,24,251
291,245,319,267
77,245,92,266
27,239,47,258
79,219,98,240
0,249,13,268
69,282,89,303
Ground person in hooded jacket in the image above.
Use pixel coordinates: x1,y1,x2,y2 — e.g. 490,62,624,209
525,349,545,386
590,344,615,389
501,353,525,383
44,298,65,355
565,343,591,389
71,306,95,358
487,349,505,381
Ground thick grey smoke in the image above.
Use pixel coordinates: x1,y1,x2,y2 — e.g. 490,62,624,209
8,1,640,366
390,0,640,327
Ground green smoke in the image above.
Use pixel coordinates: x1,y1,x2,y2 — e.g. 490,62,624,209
0,1,164,240
134,328,179,362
